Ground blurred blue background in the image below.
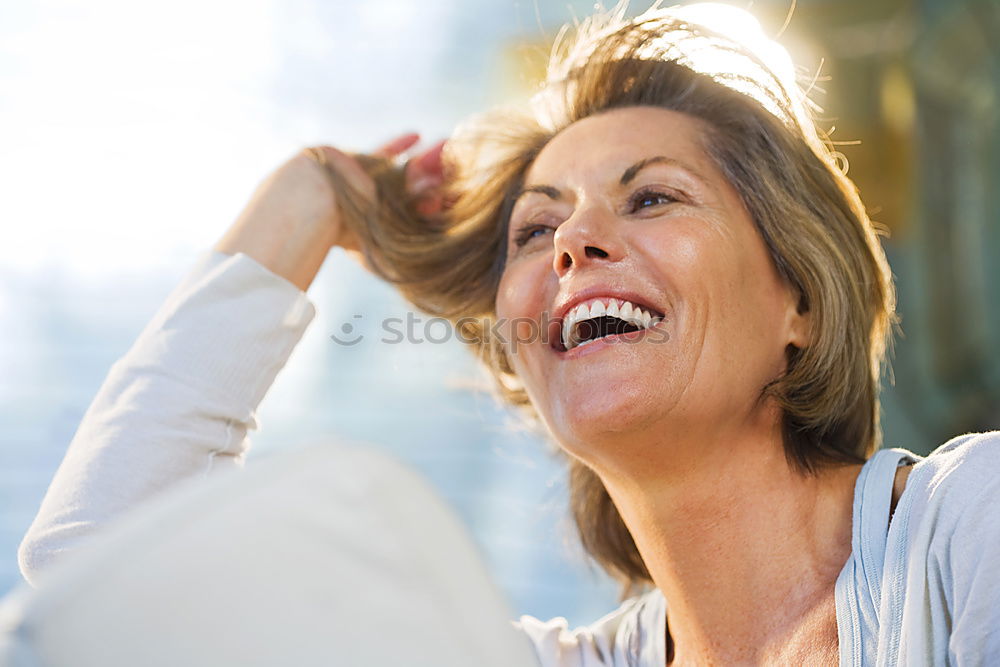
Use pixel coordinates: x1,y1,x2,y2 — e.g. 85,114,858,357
1,0,998,627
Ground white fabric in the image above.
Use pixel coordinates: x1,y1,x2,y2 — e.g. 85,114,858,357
0,442,539,666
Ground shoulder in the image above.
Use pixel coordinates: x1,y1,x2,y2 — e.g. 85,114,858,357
897,430,1000,567
908,431,1000,508
513,589,665,667
925,429,1000,465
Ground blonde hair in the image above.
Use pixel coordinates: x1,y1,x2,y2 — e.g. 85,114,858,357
330,3,896,592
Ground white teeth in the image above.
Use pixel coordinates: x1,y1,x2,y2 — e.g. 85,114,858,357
561,297,665,351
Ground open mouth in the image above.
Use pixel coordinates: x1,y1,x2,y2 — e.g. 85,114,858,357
555,297,665,352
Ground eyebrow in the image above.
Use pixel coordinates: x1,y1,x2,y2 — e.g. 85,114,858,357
512,155,707,206
620,155,704,185
511,184,561,203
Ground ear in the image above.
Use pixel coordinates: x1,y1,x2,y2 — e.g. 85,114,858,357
784,286,812,350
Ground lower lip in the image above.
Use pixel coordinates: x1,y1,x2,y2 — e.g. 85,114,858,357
558,324,663,359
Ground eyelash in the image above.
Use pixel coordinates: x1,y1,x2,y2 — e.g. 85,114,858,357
513,224,552,247
627,188,679,213
511,188,680,248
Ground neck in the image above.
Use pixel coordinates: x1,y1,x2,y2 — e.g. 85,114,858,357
592,413,860,664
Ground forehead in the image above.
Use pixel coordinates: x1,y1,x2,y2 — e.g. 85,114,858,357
525,106,716,185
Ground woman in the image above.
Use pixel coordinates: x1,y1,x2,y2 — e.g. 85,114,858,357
18,4,1000,665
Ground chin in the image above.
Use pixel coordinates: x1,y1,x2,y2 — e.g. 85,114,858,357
544,380,661,451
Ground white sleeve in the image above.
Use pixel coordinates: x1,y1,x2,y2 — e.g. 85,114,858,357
17,250,316,586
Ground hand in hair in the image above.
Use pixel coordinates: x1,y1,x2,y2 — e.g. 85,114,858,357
213,133,447,292
400,135,449,220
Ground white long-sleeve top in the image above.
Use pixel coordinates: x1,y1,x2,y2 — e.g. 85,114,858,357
15,250,1000,666
18,250,315,581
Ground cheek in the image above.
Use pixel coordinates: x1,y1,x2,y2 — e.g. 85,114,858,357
689,226,791,380
495,257,553,367
720,228,788,328
638,221,756,354
496,255,552,321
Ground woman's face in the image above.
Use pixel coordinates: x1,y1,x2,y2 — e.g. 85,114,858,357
495,106,809,467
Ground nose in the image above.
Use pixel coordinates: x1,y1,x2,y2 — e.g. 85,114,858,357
551,205,625,276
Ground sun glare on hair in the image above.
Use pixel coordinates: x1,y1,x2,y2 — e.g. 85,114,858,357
657,3,809,127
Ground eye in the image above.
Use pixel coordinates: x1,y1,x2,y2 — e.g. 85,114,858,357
512,224,553,248
628,189,678,214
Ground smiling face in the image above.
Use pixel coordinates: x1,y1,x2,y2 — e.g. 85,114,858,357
495,106,810,471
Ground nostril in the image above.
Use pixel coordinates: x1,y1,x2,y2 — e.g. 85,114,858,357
585,246,608,259
560,252,573,270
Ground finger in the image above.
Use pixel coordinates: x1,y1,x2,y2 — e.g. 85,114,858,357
405,140,448,194
372,132,420,159
414,192,458,228
414,139,446,172
415,193,443,219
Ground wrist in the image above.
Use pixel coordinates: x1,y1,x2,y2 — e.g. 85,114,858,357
214,208,337,293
